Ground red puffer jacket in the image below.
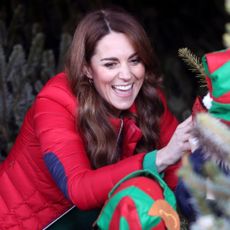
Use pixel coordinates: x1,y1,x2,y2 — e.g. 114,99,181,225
0,73,178,229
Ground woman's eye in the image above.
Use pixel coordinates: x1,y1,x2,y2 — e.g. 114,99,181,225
104,62,116,69
130,57,141,65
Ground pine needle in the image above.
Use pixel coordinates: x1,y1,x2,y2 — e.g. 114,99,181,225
178,48,207,87
194,113,230,166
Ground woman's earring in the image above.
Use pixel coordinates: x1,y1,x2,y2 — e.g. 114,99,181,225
88,78,93,85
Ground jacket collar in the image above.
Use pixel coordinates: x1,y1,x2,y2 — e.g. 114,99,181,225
110,108,143,158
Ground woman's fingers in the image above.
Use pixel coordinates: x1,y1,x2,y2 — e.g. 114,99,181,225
183,141,192,152
181,134,192,143
179,116,192,127
177,116,193,134
159,115,195,166
179,116,193,128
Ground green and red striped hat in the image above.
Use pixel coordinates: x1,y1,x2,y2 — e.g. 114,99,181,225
202,48,230,125
95,170,179,230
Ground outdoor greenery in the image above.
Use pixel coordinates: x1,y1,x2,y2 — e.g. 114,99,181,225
0,4,72,157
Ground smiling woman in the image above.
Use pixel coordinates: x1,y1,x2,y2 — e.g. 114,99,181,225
87,32,145,113
0,7,193,229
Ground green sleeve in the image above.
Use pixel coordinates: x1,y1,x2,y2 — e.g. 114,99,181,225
143,150,164,178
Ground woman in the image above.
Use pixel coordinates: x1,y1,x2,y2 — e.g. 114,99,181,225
0,8,192,229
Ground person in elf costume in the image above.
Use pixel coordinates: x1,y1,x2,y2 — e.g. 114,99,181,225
192,48,230,126
175,48,230,223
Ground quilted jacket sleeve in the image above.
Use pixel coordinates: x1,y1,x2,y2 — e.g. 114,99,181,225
33,76,145,210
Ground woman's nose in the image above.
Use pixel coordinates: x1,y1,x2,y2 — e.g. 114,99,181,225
118,65,132,80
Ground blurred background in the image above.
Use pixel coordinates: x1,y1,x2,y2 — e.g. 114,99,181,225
0,0,229,158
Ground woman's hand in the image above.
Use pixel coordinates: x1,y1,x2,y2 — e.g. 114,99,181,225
156,116,193,172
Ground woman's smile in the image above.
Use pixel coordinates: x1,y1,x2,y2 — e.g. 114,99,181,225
86,31,145,113
112,83,133,96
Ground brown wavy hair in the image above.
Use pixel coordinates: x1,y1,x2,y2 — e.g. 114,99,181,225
65,8,164,169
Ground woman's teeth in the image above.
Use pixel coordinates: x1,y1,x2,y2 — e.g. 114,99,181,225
113,84,132,91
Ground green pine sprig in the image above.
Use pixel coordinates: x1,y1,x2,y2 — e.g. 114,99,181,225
178,48,207,87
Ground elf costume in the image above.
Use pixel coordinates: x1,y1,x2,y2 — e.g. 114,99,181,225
175,48,230,223
194,48,230,125
94,169,179,230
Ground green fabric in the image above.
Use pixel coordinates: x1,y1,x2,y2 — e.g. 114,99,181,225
202,50,230,122
143,150,164,179
202,55,230,98
209,61,230,97
96,169,176,229
202,48,227,77
142,150,158,174
209,100,230,121
97,186,161,229
120,217,129,230
108,170,172,201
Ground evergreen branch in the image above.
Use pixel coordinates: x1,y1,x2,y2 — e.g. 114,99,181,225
178,48,207,87
6,44,25,84
179,165,211,215
41,50,55,83
27,33,45,79
57,33,72,72
6,45,26,118
206,175,230,200
0,45,9,141
194,113,230,166
0,45,6,80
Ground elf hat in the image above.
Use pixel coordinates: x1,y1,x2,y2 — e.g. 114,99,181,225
94,170,179,230
202,48,230,125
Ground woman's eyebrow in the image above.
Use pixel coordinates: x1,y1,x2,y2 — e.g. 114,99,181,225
128,52,138,59
100,53,138,62
100,57,118,61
